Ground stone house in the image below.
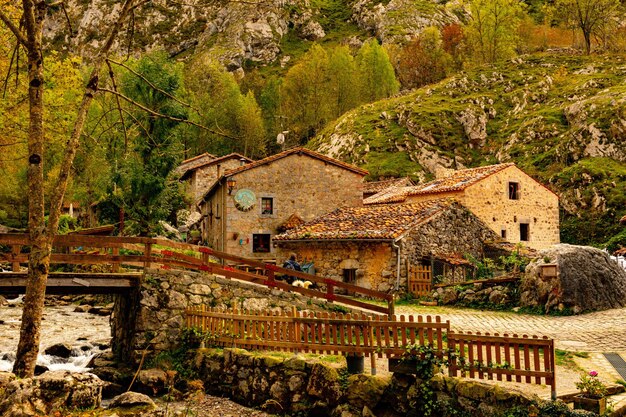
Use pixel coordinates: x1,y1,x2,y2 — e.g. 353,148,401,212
197,147,367,259
177,152,253,203
364,163,559,250
273,199,498,293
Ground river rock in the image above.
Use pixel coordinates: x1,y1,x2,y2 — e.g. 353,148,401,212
44,343,73,358
134,368,169,396
0,371,103,417
520,244,626,313
108,391,155,409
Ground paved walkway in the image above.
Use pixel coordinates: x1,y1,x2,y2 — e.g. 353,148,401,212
394,305,626,352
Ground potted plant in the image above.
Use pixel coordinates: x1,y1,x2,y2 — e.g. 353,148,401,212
573,370,608,414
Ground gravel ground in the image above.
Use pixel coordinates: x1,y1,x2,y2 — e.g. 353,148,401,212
162,395,274,417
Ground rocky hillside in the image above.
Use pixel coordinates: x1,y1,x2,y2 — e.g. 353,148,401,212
310,53,626,247
44,0,458,68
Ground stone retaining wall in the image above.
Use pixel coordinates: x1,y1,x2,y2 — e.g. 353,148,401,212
195,348,540,417
111,269,348,362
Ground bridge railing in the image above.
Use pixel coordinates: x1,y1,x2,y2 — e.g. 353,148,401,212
0,233,394,316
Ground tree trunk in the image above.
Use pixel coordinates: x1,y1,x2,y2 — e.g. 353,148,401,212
12,0,49,378
5,0,139,378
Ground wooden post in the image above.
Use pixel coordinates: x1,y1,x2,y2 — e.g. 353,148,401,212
368,317,376,375
144,243,152,269
11,245,20,272
292,306,300,355
549,340,557,400
112,247,120,273
388,296,395,319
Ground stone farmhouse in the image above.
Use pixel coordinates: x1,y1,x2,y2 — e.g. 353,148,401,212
273,199,498,292
177,152,253,203
364,163,559,250
197,147,367,259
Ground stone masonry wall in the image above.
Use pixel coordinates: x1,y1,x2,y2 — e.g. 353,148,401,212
203,152,365,259
195,348,539,417
111,269,347,362
189,157,242,202
405,166,560,250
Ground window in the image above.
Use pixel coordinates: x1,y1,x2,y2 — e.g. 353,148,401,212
501,229,507,239
520,223,529,241
261,197,273,215
508,182,520,200
252,234,271,253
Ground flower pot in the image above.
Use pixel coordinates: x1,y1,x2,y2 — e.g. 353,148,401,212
346,354,365,374
573,395,607,414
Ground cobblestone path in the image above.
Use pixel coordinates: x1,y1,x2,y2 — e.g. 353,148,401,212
394,305,626,352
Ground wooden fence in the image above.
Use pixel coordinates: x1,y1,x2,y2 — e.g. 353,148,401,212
186,307,556,398
408,265,432,297
0,233,394,315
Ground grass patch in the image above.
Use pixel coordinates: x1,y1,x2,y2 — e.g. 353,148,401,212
555,349,588,370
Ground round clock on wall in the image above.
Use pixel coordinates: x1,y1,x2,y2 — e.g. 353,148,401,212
234,189,256,212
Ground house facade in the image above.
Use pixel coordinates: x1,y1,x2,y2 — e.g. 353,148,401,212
364,163,560,250
274,200,498,293
198,148,367,259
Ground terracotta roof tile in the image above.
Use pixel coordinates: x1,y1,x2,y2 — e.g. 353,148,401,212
274,199,454,241
278,213,306,233
620,215,626,225
224,147,368,177
364,163,515,205
363,177,414,196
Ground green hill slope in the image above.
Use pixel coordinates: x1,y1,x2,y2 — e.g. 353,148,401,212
309,53,626,247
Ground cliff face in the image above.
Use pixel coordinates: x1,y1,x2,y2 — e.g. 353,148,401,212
43,0,457,66
310,53,626,246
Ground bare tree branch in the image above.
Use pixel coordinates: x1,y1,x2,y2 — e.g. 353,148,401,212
105,59,129,152
99,87,240,140
0,8,28,47
107,57,202,116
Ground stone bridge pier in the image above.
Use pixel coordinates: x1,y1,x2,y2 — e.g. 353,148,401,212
111,269,334,362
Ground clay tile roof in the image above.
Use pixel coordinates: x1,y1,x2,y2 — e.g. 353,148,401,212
175,152,216,174
224,147,368,177
178,153,253,179
615,247,626,256
364,163,515,205
620,215,626,225
434,253,472,266
363,177,414,196
274,199,454,241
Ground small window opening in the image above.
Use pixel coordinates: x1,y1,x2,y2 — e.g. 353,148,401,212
501,229,507,239
343,268,357,296
261,197,273,215
520,223,529,241
252,234,271,253
508,182,520,200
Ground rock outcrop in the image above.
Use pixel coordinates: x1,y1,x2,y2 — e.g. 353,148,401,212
0,371,103,417
520,244,626,313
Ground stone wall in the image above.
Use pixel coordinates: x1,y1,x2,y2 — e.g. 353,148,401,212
111,269,346,362
201,152,365,260
276,204,498,293
195,348,540,417
406,166,560,250
188,157,242,202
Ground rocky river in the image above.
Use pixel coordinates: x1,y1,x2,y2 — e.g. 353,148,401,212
0,297,111,373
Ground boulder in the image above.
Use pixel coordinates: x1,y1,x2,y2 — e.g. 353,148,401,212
440,288,458,305
306,362,342,405
346,374,388,411
44,343,73,358
109,391,155,409
0,371,103,417
520,244,626,313
133,368,169,396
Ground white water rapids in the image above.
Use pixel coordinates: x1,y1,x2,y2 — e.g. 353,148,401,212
0,300,111,373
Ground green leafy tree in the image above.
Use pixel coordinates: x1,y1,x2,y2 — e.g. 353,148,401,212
115,52,187,235
282,44,332,143
327,46,360,117
356,39,399,102
466,0,527,63
186,55,266,158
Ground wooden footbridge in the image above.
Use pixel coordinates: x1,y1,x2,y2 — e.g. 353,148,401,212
0,233,395,315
